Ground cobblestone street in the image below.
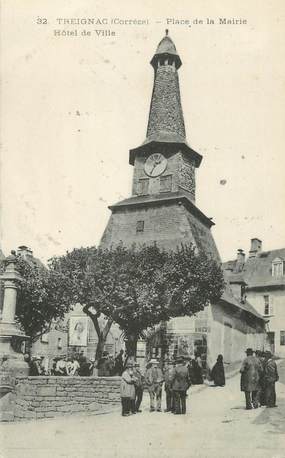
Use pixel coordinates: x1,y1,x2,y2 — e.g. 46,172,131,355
1,361,284,458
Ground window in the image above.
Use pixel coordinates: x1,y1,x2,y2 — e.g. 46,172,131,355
160,175,172,193
263,295,274,316
272,258,284,277
280,331,285,346
57,338,62,349
137,179,149,196
264,295,269,315
136,221,144,233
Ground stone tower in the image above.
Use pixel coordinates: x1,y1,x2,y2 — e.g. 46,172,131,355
100,31,220,261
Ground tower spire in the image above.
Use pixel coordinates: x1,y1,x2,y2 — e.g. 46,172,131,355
129,32,202,168
147,31,184,143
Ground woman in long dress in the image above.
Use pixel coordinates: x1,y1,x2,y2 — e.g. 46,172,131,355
211,354,225,387
190,350,204,385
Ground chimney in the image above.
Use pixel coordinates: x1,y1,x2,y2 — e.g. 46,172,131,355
17,245,33,260
249,238,262,258
235,249,245,272
229,275,247,303
237,249,245,263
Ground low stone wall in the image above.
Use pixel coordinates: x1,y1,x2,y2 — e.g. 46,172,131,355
13,376,121,421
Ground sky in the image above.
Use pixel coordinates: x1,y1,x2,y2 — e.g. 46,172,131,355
1,0,285,263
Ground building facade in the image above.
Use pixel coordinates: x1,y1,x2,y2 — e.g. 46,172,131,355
224,239,285,357
31,304,124,367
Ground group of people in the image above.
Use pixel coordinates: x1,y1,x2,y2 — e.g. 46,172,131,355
120,348,280,416
24,354,95,377
97,350,125,376
23,349,126,377
5,345,279,415
120,354,204,417
240,348,279,410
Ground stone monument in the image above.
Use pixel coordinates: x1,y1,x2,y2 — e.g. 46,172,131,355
0,251,29,376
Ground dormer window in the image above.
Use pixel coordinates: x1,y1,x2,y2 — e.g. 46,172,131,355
272,258,284,277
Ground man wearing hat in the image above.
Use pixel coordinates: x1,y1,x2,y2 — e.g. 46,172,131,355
240,348,263,410
120,361,137,416
263,351,279,408
145,359,164,412
29,356,42,376
171,356,191,415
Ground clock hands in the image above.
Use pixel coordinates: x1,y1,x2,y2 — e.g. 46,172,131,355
144,153,166,177
150,157,162,175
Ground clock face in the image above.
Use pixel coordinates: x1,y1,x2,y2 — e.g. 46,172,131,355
144,153,167,177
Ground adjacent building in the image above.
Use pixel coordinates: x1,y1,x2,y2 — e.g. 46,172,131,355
224,238,285,357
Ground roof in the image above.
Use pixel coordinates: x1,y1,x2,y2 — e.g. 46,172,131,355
130,32,202,168
226,272,246,284
101,188,220,261
109,190,215,228
220,285,265,321
156,34,178,56
150,32,182,69
223,248,285,289
129,140,202,167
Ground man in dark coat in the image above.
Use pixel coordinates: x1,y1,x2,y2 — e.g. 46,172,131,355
255,350,266,406
98,351,112,376
114,350,124,375
164,360,175,412
29,356,42,376
78,356,92,376
240,348,263,409
133,362,144,412
171,356,191,415
264,351,279,408
190,351,204,385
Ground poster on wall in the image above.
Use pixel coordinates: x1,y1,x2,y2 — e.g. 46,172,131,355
68,316,88,347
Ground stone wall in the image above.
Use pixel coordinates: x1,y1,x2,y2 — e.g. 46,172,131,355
13,376,121,421
208,302,265,368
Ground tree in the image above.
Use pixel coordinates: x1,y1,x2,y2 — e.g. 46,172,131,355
49,244,170,361
50,243,225,362
14,257,73,342
166,244,225,317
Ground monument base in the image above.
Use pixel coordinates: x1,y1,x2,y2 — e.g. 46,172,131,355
0,321,30,376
